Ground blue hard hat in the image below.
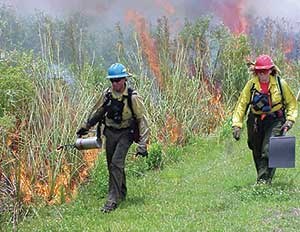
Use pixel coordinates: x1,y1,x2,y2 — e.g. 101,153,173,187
106,63,131,79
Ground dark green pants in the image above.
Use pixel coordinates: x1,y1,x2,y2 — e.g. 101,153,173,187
247,113,285,183
104,127,133,204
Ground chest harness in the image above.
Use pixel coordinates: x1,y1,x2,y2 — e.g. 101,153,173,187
102,87,137,125
249,76,285,120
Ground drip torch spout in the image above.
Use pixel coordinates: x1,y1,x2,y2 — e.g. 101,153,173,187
56,144,76,151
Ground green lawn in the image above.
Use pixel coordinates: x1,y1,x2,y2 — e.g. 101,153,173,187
8,127,300,232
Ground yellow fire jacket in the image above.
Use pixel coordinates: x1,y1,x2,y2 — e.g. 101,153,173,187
83,85,150,148
232,75,298,128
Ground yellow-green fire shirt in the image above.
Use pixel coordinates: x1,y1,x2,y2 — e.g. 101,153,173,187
232,75,298,128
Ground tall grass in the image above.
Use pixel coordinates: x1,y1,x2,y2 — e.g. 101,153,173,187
0,51,107,228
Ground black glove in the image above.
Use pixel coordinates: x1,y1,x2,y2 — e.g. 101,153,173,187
136,150,148,157
232,126,241,141
135,145,148,157
76,127,89,138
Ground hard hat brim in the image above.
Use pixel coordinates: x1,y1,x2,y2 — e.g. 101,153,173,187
254,65,274,70
106,72,132,79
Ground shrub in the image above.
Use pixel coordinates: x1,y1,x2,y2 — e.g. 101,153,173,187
0,53,35,119
147,142,163,170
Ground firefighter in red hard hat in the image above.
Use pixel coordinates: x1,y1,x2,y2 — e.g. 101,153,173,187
232,54,297,184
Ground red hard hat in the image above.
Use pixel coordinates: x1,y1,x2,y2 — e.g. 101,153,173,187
254,54,274,70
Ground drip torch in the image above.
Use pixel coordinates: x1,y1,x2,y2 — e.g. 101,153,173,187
57,130,102,151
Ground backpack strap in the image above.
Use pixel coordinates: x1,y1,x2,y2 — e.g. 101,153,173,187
103,89,112,108
100,88,112,126
127,87,141,143
276,75,285,108
127,87,137,119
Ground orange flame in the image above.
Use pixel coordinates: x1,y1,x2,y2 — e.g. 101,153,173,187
214,0,248,35
18,165,33,203
198,77,225,133
13,149,100,205
283,37,294,55
79,149,99,182
2,114,101,206
158,113,183,144
125,10,164,89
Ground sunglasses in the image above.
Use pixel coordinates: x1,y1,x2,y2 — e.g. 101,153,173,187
110,78,123,83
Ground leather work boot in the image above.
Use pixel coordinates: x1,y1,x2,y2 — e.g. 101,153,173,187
100,201,118,213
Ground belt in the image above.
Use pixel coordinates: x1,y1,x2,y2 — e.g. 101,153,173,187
268,109,284,118
251,109,284,120
105,126,130,132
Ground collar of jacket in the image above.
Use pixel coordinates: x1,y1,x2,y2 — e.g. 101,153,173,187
252,74,277,90
110,84,129,100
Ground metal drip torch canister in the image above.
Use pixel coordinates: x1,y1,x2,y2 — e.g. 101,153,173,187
75,137,102,150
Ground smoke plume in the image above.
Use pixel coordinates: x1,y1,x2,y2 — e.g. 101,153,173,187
3,0,300,30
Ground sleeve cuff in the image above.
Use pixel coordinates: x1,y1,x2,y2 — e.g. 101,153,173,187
232,122,243,128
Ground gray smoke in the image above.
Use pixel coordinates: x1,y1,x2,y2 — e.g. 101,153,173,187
2,0,300,27
246,0,300,24
2,0,300,62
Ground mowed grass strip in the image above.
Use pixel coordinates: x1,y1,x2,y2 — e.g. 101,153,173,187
14,130,300,232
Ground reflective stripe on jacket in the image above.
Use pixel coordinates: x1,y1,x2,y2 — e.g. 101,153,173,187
232,75,297,128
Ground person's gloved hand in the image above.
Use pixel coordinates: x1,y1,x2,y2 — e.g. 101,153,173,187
76,127,89,138
135,145,148,157
281,120,294,132
232,126,241,141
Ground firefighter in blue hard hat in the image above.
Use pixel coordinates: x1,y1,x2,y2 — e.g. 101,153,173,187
232,55,297,184
77,63,150,212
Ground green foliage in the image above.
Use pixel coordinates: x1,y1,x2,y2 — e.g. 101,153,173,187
179,16,211,47
218,116,234,141
127,155,148,178
0,114,16,131
147,142,163,170
164,144,182,163
75,60,107,90
218,34,251,105
0,54,35,119
88,153,108,198
154,16,172,80
0,211,10,229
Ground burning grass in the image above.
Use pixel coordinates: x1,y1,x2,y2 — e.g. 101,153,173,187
1,124,101,204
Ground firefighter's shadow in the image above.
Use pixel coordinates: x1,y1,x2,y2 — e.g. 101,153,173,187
234,180,297,189
232,180,298,203
271,181,298,190
122,196,145,207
